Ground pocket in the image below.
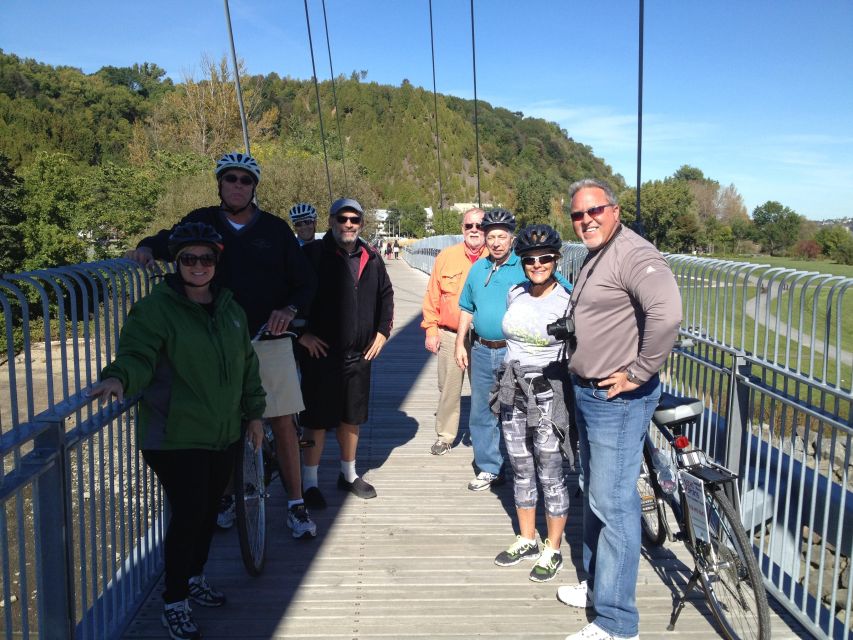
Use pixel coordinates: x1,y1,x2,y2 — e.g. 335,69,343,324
440,271,463,295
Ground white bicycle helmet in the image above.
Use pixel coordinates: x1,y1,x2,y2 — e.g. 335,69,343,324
289,202,317,223
215,152,261,183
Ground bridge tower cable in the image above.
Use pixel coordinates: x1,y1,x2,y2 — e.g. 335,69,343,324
321,0,348,192
470,0,482,208
428,0,445,213
303,0,334,202
634,0,646,238
223,0,251,156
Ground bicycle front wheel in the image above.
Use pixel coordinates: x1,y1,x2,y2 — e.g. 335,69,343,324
694,485,770,640
234,438,267,576
638,442,666,546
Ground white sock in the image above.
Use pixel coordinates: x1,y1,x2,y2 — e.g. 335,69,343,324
287,499,304,510
302,465,319,489
341,459,358,483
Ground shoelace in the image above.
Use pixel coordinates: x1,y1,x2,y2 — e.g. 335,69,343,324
508,537,534,554
291,507,310,523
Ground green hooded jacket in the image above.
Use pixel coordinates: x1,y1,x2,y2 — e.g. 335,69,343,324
101,275,266,450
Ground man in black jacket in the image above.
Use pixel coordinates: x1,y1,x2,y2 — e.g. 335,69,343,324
297,197,394,505
124,152,320,539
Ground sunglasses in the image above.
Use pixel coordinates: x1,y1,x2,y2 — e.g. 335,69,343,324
294,219,315,227
570,203,613,221
521,254,558,267
464,222,482,230
221,174,255,186
336,215,362,225
178,253,217,267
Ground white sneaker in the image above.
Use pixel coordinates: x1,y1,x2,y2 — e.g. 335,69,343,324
564,622,639,640
287,503,318,539
467,471,504,491
556,580,593,608
216,495,235,529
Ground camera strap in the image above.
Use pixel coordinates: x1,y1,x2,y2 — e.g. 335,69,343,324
565,224,623,326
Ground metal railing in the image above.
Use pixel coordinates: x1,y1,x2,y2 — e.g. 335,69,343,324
406,237,853,640
1,261,167,639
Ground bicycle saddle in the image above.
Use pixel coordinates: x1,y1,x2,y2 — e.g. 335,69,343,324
653,392,703,428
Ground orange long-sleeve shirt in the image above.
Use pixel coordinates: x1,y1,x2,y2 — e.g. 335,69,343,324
421,242,487,337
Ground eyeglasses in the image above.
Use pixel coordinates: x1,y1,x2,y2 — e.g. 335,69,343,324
335,215,362,225
294,219,315,227
521,254,558,267
570,203,614,221
178,253,217,267
463,222,482,230
221,174,255,186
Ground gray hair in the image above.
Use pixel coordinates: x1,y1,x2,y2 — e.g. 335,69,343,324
568,178,617,205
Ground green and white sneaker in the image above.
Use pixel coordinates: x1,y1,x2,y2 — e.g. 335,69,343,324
529,541,563,582
494,535,540,566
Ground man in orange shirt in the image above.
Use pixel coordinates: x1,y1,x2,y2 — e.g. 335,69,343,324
421,208,487,455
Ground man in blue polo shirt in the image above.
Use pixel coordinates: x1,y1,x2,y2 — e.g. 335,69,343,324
454,208,520,491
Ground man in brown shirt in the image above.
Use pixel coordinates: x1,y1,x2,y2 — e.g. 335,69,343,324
556,179,682,640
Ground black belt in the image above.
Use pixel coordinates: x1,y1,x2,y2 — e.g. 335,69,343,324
476,336,506,349
573,375,612,389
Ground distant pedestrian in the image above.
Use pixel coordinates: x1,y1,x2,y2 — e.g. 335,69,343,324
393,241,400,260
385,242,393,260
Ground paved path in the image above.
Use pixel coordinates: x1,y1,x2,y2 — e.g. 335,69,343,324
123,258,807,639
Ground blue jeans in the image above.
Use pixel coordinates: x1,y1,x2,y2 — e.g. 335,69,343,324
575,376,661,638
468,341,505,476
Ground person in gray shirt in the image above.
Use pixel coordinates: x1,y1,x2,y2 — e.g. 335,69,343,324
556,179,682,640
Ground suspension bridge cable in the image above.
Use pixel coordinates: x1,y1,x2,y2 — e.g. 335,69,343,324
303,0,334,202
634,0,646,238
321,0,348,192
469,0,482,208
428,0,445,212
223,0,251,155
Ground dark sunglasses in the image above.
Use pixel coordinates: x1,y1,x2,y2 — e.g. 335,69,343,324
294,219,315,227
178,253,217,267
464,222,482,230
336,215,362,225
221,174,255,186
521,254,558,267
570,203,613,221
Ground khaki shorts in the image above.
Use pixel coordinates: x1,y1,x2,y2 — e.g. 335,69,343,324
251,337,304,418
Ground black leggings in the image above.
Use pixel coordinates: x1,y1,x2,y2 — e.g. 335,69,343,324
143,444,236,603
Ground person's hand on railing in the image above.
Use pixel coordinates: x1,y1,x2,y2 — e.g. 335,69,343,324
86,378,125,403
123,246,156,267
246,418,263,452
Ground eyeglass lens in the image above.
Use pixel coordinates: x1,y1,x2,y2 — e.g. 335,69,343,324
179,254,217,267
570,204,611,221
521,254,557,266
222,174,255,185
464,223,482,230
336,215,361,224
294,219,314,227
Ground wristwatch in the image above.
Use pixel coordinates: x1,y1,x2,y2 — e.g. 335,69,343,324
625,369,642,385
286,304,298,315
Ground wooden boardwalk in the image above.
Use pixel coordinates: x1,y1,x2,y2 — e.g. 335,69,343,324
123,258,807,639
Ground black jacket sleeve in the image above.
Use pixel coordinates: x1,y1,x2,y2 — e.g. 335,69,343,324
137,208,215,260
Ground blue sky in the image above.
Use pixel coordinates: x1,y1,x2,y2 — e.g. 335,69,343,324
3,0,852,221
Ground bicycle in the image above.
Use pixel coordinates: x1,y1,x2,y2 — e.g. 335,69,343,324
235,324,314,576
637,385,771,639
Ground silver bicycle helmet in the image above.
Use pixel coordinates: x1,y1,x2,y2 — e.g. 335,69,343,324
215,152,261,183
289,202,317,223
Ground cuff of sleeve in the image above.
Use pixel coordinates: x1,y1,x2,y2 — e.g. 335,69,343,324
425,326,439,338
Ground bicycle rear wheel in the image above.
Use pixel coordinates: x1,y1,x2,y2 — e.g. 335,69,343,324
638,442,666,546
695,485,770,640
234,437,267,576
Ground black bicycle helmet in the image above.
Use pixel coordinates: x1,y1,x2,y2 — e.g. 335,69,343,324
514,224,562,255
480,208,516,233
168,222,224,260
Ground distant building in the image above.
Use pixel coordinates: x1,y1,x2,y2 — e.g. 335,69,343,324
450,202,494,213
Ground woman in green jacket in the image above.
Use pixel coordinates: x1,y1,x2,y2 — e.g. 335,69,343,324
90,222,265,640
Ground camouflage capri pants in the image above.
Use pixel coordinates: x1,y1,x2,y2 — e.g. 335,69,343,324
499,386,569,518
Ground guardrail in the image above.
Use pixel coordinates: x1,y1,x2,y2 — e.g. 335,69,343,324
1,261,166,639
405,237,852,640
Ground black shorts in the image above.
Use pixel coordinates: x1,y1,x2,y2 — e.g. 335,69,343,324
299,350,372,429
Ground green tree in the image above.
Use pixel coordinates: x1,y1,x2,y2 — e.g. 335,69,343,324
398,203,427,238
831,234,853,265
432,208,461,235
0,154,25,273
515,174,552,227
814,225,852,258
619,179,698,252
752,200,802,256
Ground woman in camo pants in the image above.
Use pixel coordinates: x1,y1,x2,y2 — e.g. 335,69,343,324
491,224,573,583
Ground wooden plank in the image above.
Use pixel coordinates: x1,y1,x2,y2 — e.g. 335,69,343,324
123,259,808,640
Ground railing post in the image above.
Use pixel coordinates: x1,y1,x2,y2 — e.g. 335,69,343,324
32,419,75,639
725,351,751,479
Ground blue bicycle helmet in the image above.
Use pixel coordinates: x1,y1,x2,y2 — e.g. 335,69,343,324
289,202,317,223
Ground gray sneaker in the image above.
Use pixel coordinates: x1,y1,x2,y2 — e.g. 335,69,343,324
287,503,318,539
494,535,540,566
430,440,452,455
468,471,504,491
529,547,563,582
161,600,200,639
